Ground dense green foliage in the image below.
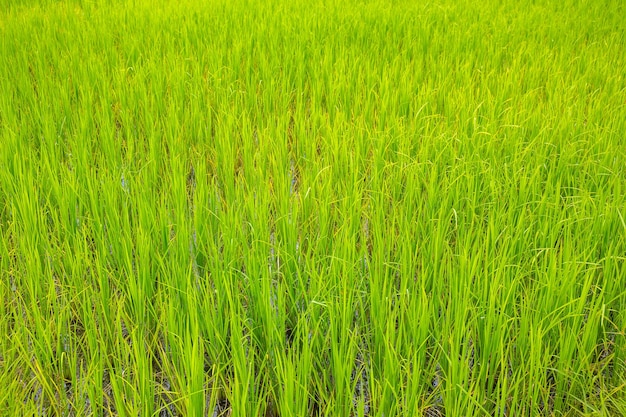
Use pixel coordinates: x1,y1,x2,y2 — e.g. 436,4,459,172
1,0,625,415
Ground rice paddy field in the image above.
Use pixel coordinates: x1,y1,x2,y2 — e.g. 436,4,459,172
1,0,626,416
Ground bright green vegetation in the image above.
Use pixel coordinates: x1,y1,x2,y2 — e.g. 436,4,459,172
1,0,625,415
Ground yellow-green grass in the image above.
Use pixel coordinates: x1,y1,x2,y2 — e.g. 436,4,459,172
1,0,625,415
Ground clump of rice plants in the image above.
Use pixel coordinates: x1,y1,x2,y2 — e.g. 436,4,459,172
1,0,625,415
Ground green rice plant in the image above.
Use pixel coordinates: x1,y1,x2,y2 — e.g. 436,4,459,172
1,0,625,415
